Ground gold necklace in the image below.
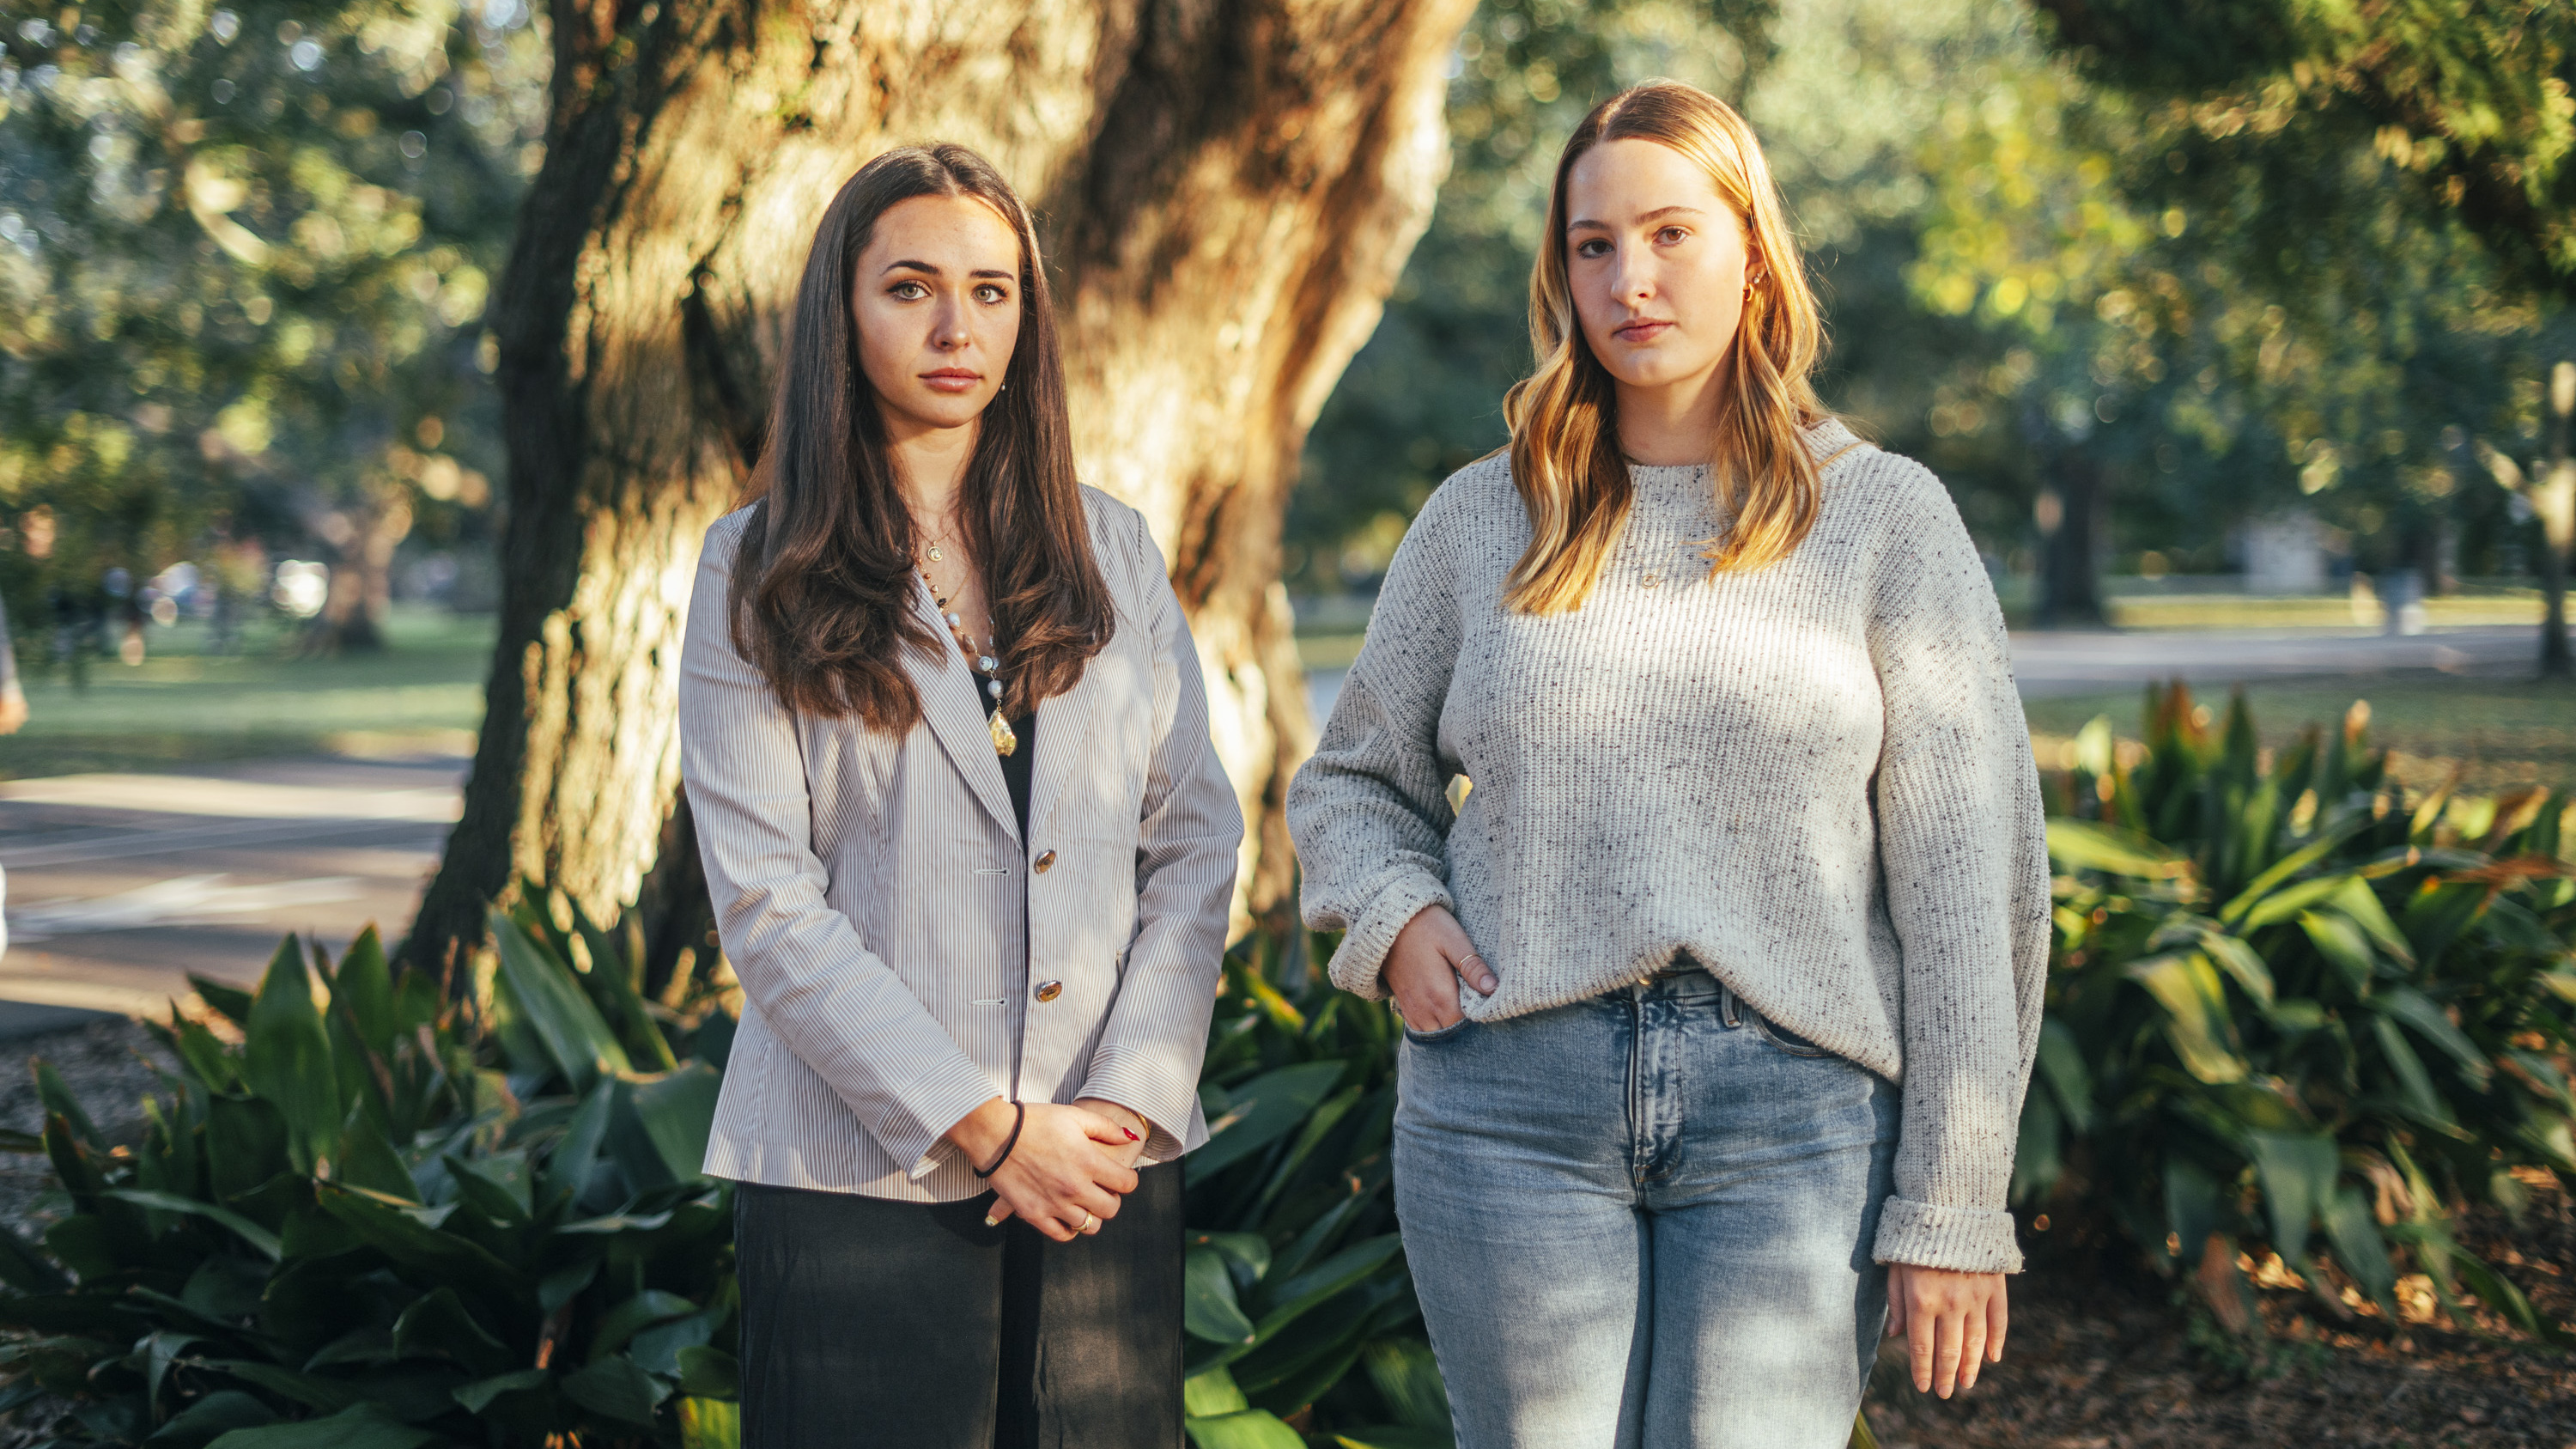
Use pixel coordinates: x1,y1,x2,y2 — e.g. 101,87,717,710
917,561,1017,756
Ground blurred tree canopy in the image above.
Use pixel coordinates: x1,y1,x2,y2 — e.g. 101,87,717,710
0,0,539,654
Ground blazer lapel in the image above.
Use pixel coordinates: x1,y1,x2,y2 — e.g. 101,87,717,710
1026,650,1099,840
906,576,1022,844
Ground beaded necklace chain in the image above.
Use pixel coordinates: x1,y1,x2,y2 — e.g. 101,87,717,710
917,558,1018,757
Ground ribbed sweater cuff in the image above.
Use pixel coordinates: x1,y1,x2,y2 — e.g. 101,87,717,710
1873,1196,2025,1274
1325,872,1454,1001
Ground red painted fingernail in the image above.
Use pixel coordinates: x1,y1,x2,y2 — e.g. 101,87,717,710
1122,1129,1139,1142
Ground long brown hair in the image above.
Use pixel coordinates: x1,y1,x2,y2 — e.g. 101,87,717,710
1501,81,1832,615
729,143,1112,728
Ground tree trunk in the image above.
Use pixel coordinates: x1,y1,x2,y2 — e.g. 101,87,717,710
2541,360,2573,679
404,0,1476,973
2035,453,2107,629
302,482,412,654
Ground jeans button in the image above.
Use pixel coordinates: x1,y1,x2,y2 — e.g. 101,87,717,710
1034,980,1063,1003
1033,849,1056,874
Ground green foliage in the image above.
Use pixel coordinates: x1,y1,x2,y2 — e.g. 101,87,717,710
0,0,538,647
0,908,741,1446
2035,0,2576,304
1181,938,1446,1448
2026,682,2576,1342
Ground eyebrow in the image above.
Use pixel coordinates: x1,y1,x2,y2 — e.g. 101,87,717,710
1564,204,1709,233
882,259,1017,281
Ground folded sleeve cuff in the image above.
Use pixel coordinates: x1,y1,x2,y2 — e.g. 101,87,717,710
1872,1196,2025,1274
1078,1051,1196,1165
888,1056,1010,1182
1323,871,1455,1001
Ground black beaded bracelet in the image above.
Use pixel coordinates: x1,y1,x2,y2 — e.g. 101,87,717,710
972,1101,1027,1178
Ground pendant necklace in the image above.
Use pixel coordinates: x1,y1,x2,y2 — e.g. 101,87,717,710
917,558,1017,757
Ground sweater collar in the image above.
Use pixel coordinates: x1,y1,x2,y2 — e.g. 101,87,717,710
1623,416,1868,491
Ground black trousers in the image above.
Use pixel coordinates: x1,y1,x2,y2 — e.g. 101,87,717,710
734,1163,1186,1449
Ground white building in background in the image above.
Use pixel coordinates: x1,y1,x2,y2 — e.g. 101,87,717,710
2242,511,2329,595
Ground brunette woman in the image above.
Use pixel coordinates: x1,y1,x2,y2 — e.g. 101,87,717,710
678,143,1242,1448
1287,82,2049,1447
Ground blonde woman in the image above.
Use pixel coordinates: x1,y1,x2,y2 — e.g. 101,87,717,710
1286,82,2048,1447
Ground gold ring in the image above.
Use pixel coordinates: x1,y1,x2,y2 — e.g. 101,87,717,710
1079,1212,1099,1234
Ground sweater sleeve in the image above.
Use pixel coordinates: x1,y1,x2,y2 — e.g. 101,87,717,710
1285,484,1468,1000
1862,467,2050,1274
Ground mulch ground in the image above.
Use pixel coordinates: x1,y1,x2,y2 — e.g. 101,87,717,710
1863,1187,2576,1449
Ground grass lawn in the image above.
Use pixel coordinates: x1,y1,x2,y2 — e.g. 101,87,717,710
0,606,494,780
2023,670,2576,795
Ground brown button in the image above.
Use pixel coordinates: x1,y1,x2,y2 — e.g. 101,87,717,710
1033,849,1056,874
1034,980,1063,1003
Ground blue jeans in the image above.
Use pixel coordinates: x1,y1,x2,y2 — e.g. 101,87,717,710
1394,966,1899,1449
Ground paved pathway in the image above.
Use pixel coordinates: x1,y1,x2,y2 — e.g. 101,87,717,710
0,623,2549,1025
1305,624,2544,717
0,756,461,1030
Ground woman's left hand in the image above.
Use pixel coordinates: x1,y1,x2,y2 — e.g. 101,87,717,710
1885,1263,2007,1397
1071,1098,1149,1169
984,1099,1149,1230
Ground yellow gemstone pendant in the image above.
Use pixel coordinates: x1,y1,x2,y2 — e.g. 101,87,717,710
989,709,1018,757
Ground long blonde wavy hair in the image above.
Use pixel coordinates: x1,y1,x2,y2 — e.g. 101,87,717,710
1501,81,1833,615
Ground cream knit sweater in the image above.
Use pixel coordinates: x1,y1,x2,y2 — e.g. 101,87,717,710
1285,417,2049,1274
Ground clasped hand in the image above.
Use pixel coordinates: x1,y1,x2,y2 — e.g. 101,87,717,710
944,1097,1145,1243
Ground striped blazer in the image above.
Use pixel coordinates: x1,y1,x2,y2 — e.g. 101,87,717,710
678,486,1242,1202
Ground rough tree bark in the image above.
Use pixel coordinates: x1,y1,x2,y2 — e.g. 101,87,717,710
403,0,1477,972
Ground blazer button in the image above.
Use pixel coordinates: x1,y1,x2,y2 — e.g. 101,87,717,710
1033,849,1057,874
1034,980,1063,1002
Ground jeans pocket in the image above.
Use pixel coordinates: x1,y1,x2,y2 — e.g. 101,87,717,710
1401,1017,1474,1045
1748,1009,1834,1058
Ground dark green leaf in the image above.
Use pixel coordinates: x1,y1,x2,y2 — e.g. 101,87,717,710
1186,1247,1259,1344
2125,953,2246,1083
144,1389,276,1445
331,1113,420,1202
102,1190,282,1261
2032,1019,2095,1132
609,1062,722,1190
1361,1337,1450,1429
490,910,632,1092
188,975,257,1030
313,1182,524,1294
0,1221,68,1292
674,1344,739,1400
2047,819,2190,879
561,1353,668,1425
542,1078,618,1210
1330,1428,1455,1449
2373,986,2489,1083
200,1360,363,1414
1184,1366,1252,1417
1190,1062,1349,1183
392,1286,514,1377
203,1403,439,1449
2320,1186,2397,1312
241,937,342,1174
2244,1131,2337,1267
331,927,398,1058
1185,1409,1308,1449
1251,1234,1402,1327
588,1289,697,1361
452,1368,551,1414
33,1061,103,1148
